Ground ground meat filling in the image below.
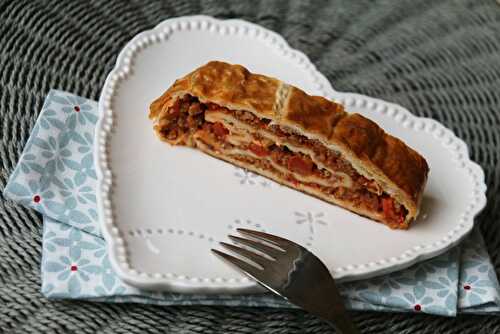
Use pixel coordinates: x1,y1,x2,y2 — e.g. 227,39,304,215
158,95,407,226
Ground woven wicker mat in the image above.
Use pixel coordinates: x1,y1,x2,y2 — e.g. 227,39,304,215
1,0,500,333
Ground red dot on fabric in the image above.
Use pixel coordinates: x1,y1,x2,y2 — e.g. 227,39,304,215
414,304,421,311
464,285,471,290
70,265,78,271
74,106,80,112
33,195,41,203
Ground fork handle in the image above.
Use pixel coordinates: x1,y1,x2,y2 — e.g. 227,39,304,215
326,319,360,334
323,309,361,334
323,315,361,334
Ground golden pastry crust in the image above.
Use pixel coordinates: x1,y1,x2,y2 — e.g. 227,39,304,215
150,62,279,121
149,61,429,225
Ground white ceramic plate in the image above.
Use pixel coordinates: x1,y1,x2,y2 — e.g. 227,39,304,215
95,16,487,293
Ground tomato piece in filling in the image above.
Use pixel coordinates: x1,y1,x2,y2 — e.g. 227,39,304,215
211,122,229,138
382,197,405,225
287,155,314,176
249,142,270,157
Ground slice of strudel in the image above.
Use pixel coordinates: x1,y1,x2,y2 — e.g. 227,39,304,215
149,61,429,229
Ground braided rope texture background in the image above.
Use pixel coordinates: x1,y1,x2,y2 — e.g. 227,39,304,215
1,0,500,333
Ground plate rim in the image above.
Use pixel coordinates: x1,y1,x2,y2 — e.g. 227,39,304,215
95,15,487,293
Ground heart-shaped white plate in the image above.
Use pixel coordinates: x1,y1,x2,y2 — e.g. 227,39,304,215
95,16,487,293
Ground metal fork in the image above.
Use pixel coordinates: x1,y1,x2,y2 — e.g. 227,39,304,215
212,228,360,334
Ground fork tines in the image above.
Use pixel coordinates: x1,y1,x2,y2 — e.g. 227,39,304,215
211,229,288,277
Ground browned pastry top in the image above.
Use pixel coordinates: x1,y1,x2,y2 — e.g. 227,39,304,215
150,62,280,120
278,84,428,204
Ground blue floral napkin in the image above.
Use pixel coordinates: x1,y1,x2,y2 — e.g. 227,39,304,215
4,90,500,316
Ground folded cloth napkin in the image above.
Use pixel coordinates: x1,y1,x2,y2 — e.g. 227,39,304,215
4,90,500,316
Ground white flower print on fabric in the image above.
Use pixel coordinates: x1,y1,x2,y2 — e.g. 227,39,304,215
5,90,500,314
